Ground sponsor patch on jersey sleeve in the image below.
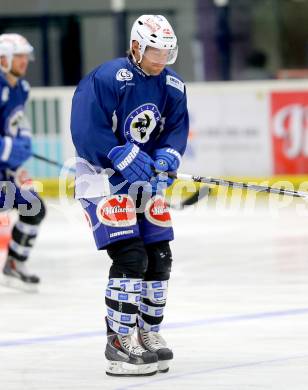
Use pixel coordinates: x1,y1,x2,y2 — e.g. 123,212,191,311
1,86,9,103
96,194,137,227
166,75,184,93
21,80,30,92
116,68,133,81
144,195,172,227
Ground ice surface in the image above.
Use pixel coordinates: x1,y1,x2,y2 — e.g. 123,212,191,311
1,196,308,389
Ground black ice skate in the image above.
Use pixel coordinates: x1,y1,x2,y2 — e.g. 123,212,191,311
138,328,173,373
105,319,158,376
1,257,40,292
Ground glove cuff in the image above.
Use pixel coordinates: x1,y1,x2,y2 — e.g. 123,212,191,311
165,148,181,166
0,136,13,162
108,143,140,171
153,147,181,170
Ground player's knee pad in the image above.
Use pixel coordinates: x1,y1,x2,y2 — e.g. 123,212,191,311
144,240,172,281
107,237,148,279
20,197,46,225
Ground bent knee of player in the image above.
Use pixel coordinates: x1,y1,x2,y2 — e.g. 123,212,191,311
107,237,148,278
145,240,173,281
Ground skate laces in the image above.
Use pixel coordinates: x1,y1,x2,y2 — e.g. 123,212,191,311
120,334,146,355
141,331,167,350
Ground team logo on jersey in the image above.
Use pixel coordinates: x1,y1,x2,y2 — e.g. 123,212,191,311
124,103,161,144
96,195,137,227
5,107,31,137
144,195,172,227
1,87,9,103
116,68,133,81
6,108,24,136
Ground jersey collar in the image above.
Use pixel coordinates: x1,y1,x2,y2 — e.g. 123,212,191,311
0,71,9,86
126,55,149,78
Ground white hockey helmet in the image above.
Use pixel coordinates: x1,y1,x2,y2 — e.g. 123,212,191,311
0,37,13,73
0,33,34,60
130,15,178,65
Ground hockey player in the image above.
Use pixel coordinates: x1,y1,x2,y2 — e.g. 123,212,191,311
0,40,13,74
0,34,46,290
71,15,189,376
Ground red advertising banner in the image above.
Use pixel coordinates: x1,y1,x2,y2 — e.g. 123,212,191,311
271,91,308,174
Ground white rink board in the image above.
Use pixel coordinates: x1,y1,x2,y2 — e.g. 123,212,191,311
184,83,271,176
29,80,308,177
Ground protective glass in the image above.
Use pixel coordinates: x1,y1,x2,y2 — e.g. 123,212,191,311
143,45,178,65
14,51,35,61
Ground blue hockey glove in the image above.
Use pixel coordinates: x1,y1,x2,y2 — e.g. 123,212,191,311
108,142,155,184
152,147,181,188
0,136,32,169
150,171,172,193
153,147,181,172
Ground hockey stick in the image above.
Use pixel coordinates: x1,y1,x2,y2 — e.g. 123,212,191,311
180,185,210,206
31,153,208,207
167,184,210,209
164,172,308,199
32,153,69,170
32,153,76,173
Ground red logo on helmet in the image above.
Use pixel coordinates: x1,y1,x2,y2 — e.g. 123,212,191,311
163,28,172,35
96,195,136,227
145,195,172,227
144,18,161,33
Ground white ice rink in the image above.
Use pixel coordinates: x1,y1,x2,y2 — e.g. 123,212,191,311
1,194,308,390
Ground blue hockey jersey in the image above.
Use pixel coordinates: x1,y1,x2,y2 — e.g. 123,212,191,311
0,72,31,170
71,56,189,197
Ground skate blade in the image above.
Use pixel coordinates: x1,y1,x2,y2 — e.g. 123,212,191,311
0,274,39,293
158,360,171,373
106,360,157,377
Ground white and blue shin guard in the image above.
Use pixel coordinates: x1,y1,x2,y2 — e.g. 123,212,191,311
105,278,159,376
138,281,173,373
105,278,142,335
139,280,168,332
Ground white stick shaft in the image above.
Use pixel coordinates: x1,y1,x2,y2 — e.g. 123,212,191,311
174,172,308,199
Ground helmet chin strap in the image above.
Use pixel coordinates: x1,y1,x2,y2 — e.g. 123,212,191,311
0,55,12,74
131,51,151,76
131,52,142,65
1,64,10,73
